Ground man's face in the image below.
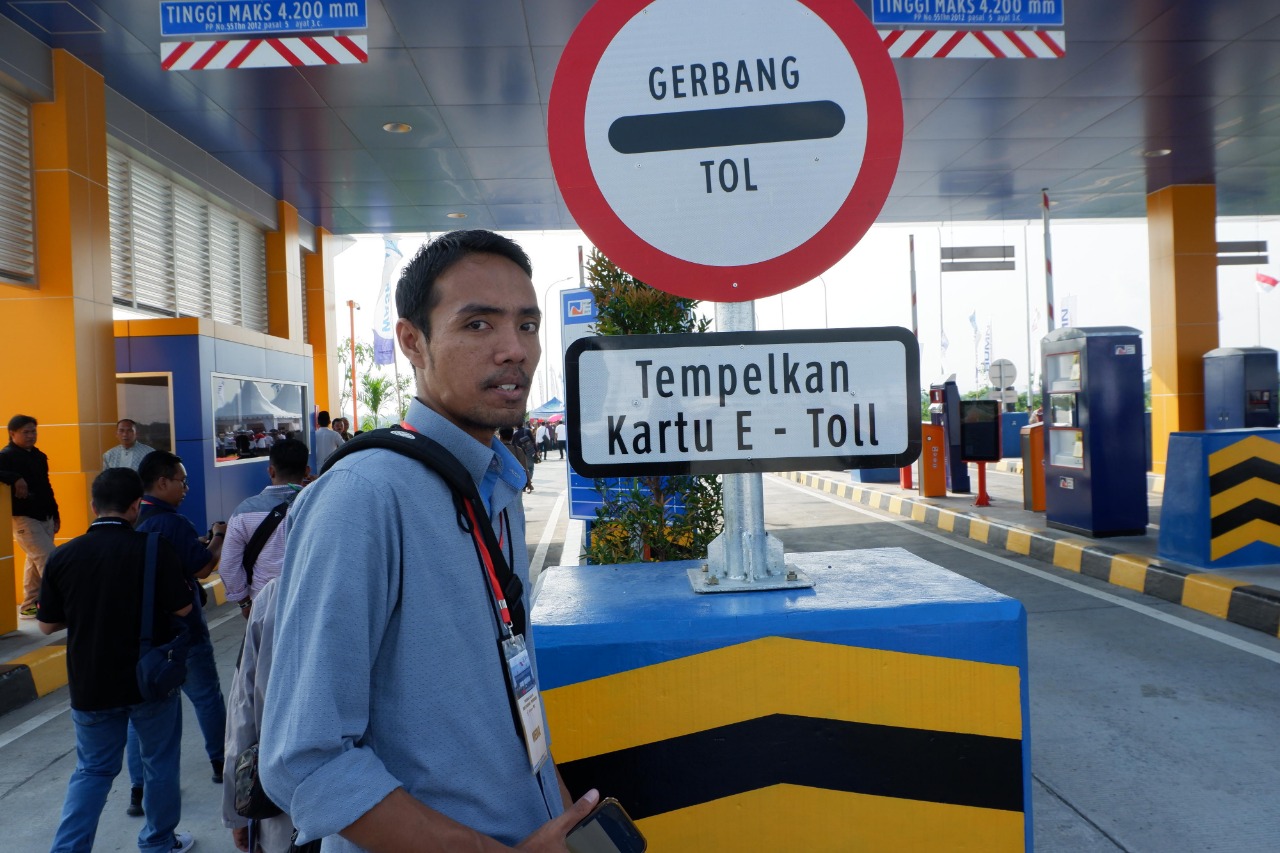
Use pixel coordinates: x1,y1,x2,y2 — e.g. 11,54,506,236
116,422,137,449
9,423,36,450
397,254,541,444
155,463,189,505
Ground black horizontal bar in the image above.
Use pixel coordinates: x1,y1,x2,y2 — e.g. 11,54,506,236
940,245,1016,261
941,261,1017,273
1217,240,1268,254
608,101,845,154
1216,255,1269,266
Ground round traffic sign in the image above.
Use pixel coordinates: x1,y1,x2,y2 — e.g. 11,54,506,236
988,358,1017,388
549,0,902,303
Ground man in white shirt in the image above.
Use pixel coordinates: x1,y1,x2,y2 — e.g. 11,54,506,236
313,411,343,468
102,419,156,471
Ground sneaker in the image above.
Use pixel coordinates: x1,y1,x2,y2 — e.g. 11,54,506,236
126,785,144,817
172,830,194,853
210,759,222,784
18,605,37,620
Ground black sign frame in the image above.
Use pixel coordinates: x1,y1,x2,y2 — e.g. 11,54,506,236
565,326,921,477
959,399,1003,463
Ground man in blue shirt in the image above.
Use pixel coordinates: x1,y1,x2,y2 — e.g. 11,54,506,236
123,451,228,816
262,230,599,851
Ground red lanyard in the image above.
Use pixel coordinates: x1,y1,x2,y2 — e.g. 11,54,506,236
400,421,512,630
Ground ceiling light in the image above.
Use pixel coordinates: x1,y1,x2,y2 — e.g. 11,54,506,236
446,212,467,219
381,122,412,133
1143,148,1172,158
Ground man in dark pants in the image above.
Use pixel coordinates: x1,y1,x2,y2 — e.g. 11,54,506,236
38,467,195,853
123,451,228,816
0,414,60,620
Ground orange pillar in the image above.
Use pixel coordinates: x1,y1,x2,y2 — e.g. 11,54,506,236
304,227,341,412
265,200,303,342
1147,185,1218,475
0,50,116,619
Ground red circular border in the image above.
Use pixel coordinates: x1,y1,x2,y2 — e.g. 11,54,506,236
549,0,903,303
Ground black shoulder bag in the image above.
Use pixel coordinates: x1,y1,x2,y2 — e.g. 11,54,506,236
241,499,292,590
136,533,191,702
322,428,527,635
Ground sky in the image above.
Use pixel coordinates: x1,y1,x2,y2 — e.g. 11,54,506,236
334,216,1280,412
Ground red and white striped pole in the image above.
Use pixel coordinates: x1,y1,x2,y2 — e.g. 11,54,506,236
1042,188,1056,332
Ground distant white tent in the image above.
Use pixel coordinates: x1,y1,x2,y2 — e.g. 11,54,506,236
529,398,564,420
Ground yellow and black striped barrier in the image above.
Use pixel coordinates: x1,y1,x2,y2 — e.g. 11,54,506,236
1207,435,1280,560
533,552,1031,852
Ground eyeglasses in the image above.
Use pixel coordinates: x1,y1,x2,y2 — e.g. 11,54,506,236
169,476,189,488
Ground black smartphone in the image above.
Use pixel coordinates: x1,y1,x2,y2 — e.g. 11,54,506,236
566,797,646,853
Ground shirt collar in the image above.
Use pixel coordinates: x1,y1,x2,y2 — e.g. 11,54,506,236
140,494,178,512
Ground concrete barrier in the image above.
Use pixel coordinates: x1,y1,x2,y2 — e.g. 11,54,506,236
533,550,1032,852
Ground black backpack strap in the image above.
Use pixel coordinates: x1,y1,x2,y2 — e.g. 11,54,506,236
139,532,159,651
320,428,526,636
241,501,292,588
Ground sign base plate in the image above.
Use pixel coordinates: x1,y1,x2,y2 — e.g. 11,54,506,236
686,565,814,594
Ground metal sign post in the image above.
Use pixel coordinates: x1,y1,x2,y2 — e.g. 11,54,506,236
701,301,795,592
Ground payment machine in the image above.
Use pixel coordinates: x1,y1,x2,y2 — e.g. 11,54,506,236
1203,347,1279,429
1041,327,1148,537
929,379,970,493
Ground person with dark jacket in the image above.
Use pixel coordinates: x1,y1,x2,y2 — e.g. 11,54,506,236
38,467,195,853
0,414,60,619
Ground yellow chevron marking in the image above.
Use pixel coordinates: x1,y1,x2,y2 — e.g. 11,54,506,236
1181,573,1250,619
1209,478,1280,517
10,645,68,697
639,784,1026,853
1053,540,1089,572
1208,435,1280,476
1006,530,1032,555
543,636,1022,764
969,519,991,544
889,496,904,514
911,502,928,522
938,512,956,533
1108,554,1151,592
1209,519,1280,561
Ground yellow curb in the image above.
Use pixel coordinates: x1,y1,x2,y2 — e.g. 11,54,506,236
969,519,991,544
204,574,227,606
1181,574,1249,620
1006,530,1032,555
888,496,904,515
911,503,927,522
1053,540,1086,572
1108,554,1152,593
9,645,68,697
937,512,956,533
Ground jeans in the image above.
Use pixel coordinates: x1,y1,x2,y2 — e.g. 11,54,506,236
50,695,182,853
13,515,57,609
128,633,225,784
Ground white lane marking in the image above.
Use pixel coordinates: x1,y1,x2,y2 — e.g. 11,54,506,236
770,476,1280,666
0,702,69,750
530,490,567,581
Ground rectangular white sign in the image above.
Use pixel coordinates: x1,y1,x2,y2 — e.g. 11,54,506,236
567,328,921,477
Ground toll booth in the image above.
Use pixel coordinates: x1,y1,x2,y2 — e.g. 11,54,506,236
1041,327,1147,537
1203,347,1279,429
929,380,970,493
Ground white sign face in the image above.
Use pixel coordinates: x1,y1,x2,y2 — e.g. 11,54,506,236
583,0,866,268
989,358,1017,388
567,328,921,476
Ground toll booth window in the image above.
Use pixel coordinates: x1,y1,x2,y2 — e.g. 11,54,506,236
1247,390,1271,412
213,374,307,465
1049,394,1077,427
1046,352,1081,392
116,373,175,453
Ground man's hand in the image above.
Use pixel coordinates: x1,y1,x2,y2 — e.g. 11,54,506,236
12,478,27,499
231,826,250,852
516,789,600,852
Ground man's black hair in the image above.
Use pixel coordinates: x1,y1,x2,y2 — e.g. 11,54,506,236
396,229,533,339
317,410,331,427
269,438,309,478
7,414,36,433
116,418,137,428
93,467,144,514
499,426,515,441
138,450,184,491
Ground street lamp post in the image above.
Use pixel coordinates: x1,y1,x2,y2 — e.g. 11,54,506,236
347,300,360,429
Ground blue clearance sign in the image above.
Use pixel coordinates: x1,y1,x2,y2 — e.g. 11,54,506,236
159,1,367,38
872,0,1064,28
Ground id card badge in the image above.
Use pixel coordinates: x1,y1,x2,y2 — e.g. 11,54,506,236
502,634,549,773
